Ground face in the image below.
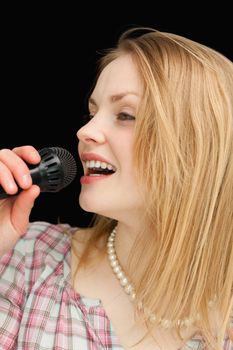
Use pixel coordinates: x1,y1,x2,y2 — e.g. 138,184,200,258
77,54,143,223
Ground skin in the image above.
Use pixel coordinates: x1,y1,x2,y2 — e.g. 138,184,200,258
0,146,41,256
75,55,205,348
0,54,209,349
77,54,146,266
0,54,144,260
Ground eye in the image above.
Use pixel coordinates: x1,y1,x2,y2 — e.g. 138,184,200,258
117,112,135,121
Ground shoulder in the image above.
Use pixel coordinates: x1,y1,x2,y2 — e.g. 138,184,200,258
18,221,79,293
1,221,77,265
26,221,74,249
22,221,79,264
70,226,102,262
70,226,94,246
27,220,76,238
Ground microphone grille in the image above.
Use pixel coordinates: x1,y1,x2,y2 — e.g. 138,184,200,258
39,147,77,192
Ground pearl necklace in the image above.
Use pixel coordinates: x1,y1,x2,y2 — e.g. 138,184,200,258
107,225,198,329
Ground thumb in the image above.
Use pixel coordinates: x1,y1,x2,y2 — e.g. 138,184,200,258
11,185,41,236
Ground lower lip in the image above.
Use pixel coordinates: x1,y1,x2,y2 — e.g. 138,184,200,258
80,175,113,184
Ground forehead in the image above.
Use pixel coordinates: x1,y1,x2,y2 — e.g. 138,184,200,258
91,54,142,102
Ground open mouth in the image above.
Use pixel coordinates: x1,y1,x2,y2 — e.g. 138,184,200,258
85,160,117,176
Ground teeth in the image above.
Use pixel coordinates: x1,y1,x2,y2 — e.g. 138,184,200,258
85,160,116,171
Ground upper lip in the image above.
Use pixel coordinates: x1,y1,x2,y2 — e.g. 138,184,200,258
80,152,117,168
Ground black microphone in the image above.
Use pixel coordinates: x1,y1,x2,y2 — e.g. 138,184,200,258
0,147,77,199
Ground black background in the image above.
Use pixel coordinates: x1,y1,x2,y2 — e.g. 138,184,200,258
1,5,232,228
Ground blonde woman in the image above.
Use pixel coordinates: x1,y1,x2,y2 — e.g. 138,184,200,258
0,27,232,349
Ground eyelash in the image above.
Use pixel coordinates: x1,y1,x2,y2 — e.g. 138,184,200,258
82,113,135,123
117,112,135,121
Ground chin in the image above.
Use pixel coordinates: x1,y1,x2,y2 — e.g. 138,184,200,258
79,198,95,213
78,196,117,220
79,194,105,214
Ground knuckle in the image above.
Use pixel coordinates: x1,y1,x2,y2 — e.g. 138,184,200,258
0,148,10,154
0,148,11,159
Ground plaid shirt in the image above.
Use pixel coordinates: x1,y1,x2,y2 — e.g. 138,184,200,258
0,222,232,350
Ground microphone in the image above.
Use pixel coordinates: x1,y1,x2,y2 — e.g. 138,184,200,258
0,147,77,199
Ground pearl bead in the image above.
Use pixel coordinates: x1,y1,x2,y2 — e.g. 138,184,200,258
149,313,157,323
129,292,136,301
107,225,196,329
110,260,118,267
116,271,124,279
113,265,122,274
125,284,133,294
108,248,115,254
109,254,116,261
120,277,128,286
161,319,172,329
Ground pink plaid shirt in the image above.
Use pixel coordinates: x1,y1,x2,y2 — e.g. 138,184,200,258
0,221,232,349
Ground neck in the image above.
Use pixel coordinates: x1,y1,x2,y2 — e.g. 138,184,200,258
114,220,142,268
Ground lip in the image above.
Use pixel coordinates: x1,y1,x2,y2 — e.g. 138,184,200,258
79,152,117,178
80,174,113,185
80,152,116,166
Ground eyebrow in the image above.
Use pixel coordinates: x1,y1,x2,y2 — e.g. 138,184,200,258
88,92,139,106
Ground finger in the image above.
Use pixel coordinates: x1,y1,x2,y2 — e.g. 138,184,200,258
0,161,18,195
0,148,33,190
11,185,41,236
12,146,41,164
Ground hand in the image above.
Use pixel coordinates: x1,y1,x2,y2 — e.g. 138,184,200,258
0,146,41,256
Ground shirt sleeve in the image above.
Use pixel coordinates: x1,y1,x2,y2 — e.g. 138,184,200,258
0,238,25,349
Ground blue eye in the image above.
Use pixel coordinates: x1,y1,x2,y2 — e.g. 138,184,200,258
117,113,135,121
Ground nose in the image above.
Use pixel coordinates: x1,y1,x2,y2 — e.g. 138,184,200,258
76,115,106,145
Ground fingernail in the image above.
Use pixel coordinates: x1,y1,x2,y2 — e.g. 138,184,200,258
7,180,17,191
22,174,31,186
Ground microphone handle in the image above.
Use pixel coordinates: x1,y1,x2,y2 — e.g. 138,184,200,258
0,184,22,199
0,146,77,199
0,186,15,199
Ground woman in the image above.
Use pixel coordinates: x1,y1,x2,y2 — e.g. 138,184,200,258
0,27,232,349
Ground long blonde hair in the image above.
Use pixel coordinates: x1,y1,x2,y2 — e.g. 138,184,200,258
75,27,233,349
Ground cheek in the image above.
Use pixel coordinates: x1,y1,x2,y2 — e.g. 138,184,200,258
117,143,136,183
122,134,134,163
116,130,134,161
